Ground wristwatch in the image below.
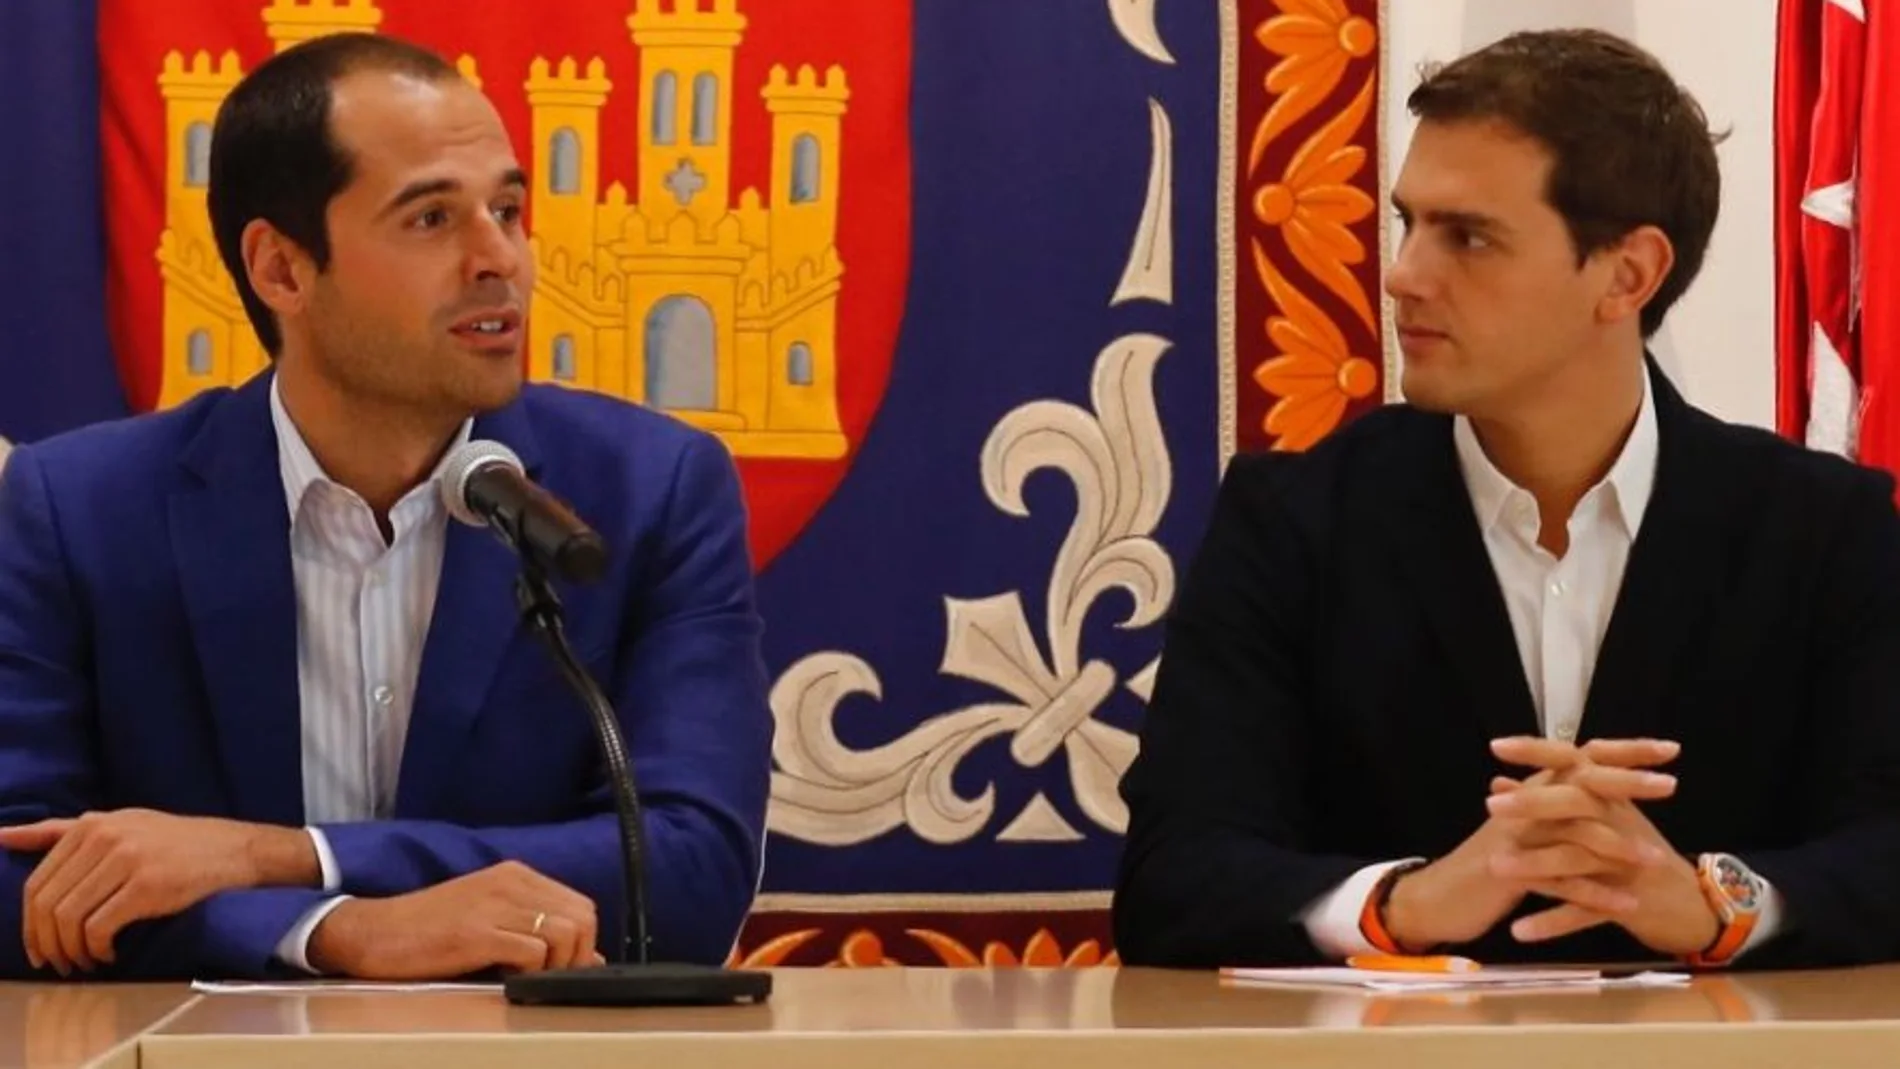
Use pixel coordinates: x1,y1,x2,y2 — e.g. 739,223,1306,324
1685,852,1765,967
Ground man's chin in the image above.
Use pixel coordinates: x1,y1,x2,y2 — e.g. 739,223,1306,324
472,382,525,414
1398,368,1454,413
455,367,526,415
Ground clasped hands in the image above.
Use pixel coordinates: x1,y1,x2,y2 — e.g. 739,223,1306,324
1383,737,1720,957
0,810,600,978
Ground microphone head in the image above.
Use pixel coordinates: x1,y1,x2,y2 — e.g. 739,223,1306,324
439,439,524,528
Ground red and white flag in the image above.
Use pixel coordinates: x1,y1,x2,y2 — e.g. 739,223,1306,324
1776,0,1900,492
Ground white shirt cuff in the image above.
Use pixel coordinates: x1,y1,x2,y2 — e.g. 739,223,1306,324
273,896,353,974
307,826,341,893
1298,859,1425,960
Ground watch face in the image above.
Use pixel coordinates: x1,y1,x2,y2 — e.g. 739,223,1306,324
1712,857,1761,911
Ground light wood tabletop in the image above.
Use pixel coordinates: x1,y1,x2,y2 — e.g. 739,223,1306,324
136,965,1900,1069
7,966,1900,1069
0,983,194,1069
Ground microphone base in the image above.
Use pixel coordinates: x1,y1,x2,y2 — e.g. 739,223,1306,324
503,962,772,1007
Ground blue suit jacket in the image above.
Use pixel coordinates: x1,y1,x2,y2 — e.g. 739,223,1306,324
0,373,773,979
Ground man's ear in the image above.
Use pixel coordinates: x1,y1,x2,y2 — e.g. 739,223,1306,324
241,219,316,318
1595,224,1675,329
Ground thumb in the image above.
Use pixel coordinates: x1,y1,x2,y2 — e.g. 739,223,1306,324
0,820,74,852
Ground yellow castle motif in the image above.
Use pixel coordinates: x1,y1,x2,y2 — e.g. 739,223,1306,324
156,0,850,459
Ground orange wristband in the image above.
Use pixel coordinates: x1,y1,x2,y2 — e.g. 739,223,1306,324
1357,861,1427,955
1683,853,1763,968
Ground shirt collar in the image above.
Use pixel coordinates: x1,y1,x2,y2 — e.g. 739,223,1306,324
269,374,474,525
1600,370,1658,534
1453,369,1658,538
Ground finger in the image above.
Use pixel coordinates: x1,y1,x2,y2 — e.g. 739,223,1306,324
1487,784,1609,824
1512,902,1616,943
21,825,83,916
485,929,553,974
506,870,599,957
19,884,38,972
1579,738,1681,769
1564,764,1678,802
537,900,598,966
537,914,586,970
25,831,109,974
82,880,153,965
570,900,598,962
1533,878,1641,917
1493,737,1682,772
39,837,121,973
514,869,597,926
50,856,132,973
493,866,600,969
1519,819,1667,866
1491,765,1567,795
1490,737,1585,772
0,820,76,853
1491,844,1622,882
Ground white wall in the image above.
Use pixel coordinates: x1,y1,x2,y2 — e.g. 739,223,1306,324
1383,0,1778,428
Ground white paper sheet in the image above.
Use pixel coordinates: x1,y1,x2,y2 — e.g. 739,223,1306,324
1220,967,1692,993
191,980,502,995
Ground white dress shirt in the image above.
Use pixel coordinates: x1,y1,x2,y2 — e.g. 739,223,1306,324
1301,375,1782,957
266,378,471,970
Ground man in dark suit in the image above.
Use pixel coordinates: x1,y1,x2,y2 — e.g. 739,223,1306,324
0,34,770,980
1115,29,1900,970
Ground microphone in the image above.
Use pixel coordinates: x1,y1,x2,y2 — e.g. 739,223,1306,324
439,439,770,1007
440,441,608,585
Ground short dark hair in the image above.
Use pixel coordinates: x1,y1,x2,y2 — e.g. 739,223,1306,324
1407,29,1723,337
208,34,459,355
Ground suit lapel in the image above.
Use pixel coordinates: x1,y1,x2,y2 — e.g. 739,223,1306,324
169,374,305,826
394,401,544,817
1383,417,1542,743
1578,367,1745,744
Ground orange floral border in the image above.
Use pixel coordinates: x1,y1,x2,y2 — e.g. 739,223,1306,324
731,911,1117,969
1240,0,1383,452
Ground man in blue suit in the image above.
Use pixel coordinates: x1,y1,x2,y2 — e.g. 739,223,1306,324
0,34,772,979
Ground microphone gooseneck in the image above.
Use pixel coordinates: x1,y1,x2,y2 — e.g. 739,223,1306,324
439,438,770,1007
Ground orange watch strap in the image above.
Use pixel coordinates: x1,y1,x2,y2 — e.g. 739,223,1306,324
1686,856,1761,967
1357,862,1424,955
1689,910,1756,967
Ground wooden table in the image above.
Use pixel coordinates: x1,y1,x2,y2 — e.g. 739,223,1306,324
0,984,194,1069
10,966,1900,1068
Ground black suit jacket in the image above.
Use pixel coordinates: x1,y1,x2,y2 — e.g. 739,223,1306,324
1114,367,1900,969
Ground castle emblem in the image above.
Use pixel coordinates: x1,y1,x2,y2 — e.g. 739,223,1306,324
156,0,850,459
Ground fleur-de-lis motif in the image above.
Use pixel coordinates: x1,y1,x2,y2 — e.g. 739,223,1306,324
767,336,1173,844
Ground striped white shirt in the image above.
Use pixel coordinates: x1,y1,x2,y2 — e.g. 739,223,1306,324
267,377,471,969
